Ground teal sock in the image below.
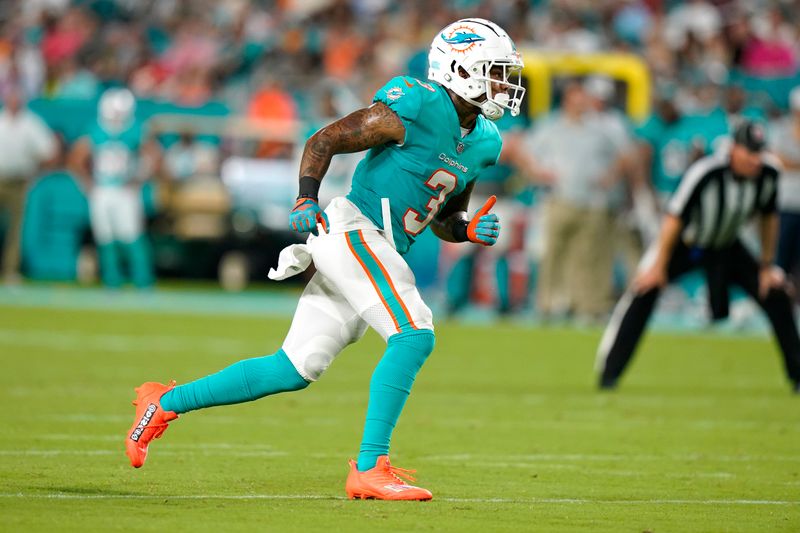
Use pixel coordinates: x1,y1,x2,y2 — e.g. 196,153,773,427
357,330,435,472
125,236,154,289
445,255,474,312
496,256,510,311
160,350,309,414
97,242,123,288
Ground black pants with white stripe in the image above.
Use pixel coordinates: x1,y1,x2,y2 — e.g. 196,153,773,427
597,239,800,388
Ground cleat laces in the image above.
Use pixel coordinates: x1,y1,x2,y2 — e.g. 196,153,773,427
383,464,417,485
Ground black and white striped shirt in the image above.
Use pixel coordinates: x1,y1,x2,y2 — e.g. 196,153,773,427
667,151,779,250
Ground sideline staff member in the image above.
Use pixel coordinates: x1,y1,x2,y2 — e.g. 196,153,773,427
596,121,800,392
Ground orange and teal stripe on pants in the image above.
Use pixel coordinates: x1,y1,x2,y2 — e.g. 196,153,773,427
345,230,418,334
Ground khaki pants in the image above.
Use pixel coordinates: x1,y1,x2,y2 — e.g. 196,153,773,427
0,178,26,279
537,198,615,317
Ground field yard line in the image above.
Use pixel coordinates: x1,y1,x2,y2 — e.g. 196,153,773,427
0,450,737,479
421,453,800,463
0,450,117,456
0,328,264,354
37,435,285,449
465,463,736,478
3,449,800,464
0,449,288,457
435,418,799,431
0,493,797,506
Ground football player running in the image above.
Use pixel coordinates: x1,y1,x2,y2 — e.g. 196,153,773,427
125,19,525,500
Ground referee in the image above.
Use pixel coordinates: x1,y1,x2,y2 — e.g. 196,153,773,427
595,121,800,392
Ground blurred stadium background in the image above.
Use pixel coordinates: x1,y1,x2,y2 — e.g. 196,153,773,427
0,0,798,327
2,1,800,531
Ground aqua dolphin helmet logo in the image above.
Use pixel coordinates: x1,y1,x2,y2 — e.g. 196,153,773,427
441,24,485,54
441,31,485,45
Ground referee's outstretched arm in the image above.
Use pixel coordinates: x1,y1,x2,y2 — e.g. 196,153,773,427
757,212,783,298
630,214,683,295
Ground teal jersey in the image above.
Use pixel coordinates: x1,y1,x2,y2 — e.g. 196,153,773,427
637,108,767,196
702,106,767,153
346,76,502,255
87,121,143,186
636,114,717,196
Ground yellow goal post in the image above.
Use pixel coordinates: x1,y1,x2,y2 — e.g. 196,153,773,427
519,50,651,122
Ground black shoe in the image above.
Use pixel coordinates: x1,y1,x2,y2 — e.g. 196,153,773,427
599,375,618,390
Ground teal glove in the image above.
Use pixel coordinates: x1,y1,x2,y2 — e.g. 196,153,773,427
290,197,329,236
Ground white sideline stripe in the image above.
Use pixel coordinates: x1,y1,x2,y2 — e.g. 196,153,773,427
0,493,797,506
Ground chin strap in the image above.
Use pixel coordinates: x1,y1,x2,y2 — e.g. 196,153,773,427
481,92,514,121
480,91,513,120
480,100,504,121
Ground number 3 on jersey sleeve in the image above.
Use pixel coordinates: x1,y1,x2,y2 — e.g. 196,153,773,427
403,169,458,236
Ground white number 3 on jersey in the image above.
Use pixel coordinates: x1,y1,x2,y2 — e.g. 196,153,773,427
403,169,458,236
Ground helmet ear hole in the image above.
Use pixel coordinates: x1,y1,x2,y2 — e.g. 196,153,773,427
457,66,470,79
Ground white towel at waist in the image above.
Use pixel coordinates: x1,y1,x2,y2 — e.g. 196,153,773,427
268,243,313,281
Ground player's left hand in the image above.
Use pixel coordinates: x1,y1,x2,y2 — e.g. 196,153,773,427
290,197,329,236
467,195,500,246
759,264,789,300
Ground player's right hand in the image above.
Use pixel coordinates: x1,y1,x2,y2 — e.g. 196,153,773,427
467,195,500,246
290,197,329,236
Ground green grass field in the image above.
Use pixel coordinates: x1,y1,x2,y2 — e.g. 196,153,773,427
2,300,799,532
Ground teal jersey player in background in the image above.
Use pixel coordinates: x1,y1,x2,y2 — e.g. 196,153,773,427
69,88,159,289
636,101,711,201
636,89,767,203
88,119,143,187
124,18,526,501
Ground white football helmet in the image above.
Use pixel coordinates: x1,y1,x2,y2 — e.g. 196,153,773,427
428,18,525,121
98,87,136,133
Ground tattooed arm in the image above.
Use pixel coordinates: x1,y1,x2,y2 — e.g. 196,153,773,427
299,102,405,182
431,181,474,242
290,102,404,235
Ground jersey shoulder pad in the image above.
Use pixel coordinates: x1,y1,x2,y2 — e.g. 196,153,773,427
373,76,428,124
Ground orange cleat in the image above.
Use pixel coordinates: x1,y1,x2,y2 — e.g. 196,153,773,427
125,381,178,468
345,456,432,500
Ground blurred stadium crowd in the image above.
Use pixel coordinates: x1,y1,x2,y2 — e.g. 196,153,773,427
1,0,800,324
